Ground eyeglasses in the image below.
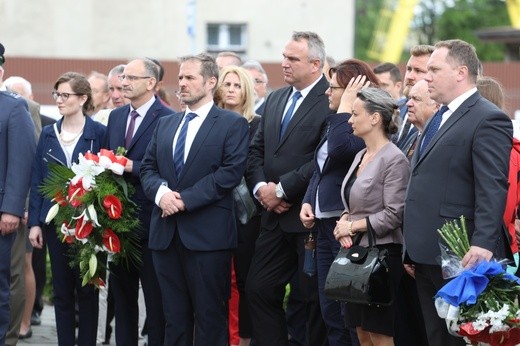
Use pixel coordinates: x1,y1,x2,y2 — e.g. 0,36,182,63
118,75,152,82
254,79,266,85
51,91,81,101
328,85,344,91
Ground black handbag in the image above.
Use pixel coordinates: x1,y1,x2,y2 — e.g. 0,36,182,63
233,177,258,225
323,217,393,306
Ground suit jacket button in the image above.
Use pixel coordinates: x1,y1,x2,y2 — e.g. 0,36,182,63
274,153,278,158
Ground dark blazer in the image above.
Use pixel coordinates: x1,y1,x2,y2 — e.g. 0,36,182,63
246,76,332,233
303,113,364,213
255,101,266,116
140,106,249,251
28,116,106,227
404,91,513,265
104,98,173,239
341,143,410,247
0,92,35,218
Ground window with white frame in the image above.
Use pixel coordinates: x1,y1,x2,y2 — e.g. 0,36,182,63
207,23,247,54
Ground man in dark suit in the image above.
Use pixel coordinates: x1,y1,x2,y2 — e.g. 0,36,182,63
0,43,36,346
140,53,249,345
104,58,172,346
245,31,330,346
404,39,513,346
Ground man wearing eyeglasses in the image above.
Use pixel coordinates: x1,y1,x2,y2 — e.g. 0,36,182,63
103,58,173,346
242,60,269,116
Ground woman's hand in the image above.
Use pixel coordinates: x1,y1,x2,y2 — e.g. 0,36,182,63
334,219,353,240
29,226,43,249
299,203,315,229
337,75,371,113
338,235,353,248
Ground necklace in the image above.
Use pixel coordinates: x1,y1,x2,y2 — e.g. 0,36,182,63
59,124,84,145
358,152,376,168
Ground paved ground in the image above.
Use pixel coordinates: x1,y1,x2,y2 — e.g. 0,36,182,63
18,304,58,345
17,303,147,346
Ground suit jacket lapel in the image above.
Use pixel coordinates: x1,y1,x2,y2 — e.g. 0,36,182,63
415,92,479,166
274,88,292,142
178,107,219,181
278,76,327,147
127,100,162,151
115,106,130,148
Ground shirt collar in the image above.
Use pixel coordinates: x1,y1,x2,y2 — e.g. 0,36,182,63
185,100,214,121
131,95,156,117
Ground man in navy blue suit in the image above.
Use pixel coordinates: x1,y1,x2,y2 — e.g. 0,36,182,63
0,40,36,346
104,58,173,345
140,53,249,345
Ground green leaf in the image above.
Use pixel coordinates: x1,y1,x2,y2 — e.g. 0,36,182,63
89,254,97,278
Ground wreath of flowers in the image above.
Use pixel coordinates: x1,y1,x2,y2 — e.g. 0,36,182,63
435,216,520,345
41,148,140,287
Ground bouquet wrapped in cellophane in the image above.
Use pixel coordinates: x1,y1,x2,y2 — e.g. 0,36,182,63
435,216,520,346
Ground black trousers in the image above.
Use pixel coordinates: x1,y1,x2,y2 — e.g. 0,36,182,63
246,226,327,346
414,264,465,346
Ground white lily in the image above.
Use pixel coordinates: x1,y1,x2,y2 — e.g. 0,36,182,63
70,153,105,191
86,204,101,227
45,203,60,224
60,223,75,237
73,205,101,227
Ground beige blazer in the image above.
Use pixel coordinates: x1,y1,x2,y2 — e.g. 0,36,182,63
340,142,410,247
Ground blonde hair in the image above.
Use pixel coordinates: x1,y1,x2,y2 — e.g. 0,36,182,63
216,66,256,122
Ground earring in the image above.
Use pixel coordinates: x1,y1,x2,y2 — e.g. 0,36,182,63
80,103,84,106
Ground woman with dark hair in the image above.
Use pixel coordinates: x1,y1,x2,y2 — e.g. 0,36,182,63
299,59,379,345
28,72,105,345
334,87,409,346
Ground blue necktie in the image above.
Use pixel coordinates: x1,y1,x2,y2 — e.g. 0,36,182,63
173,113,196,177
280,91,302,138
124,110,140,148
420,105,449,156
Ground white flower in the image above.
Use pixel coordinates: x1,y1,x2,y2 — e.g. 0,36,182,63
60,223,75,237
73,205,100,227
45,203,60,224
70,153,105,190
472,319,488,332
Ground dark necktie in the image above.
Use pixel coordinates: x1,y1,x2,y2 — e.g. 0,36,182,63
280,91,302,139
397,120,412,147
173,112,196,177
420,105,449,156
124,110,140,148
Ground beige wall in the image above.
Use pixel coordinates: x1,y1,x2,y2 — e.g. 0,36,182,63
0,0,354,62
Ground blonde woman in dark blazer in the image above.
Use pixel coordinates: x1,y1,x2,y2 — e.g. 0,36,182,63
334,87,410,346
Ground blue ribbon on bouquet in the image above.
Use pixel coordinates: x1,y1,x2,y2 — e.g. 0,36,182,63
435,260,520,307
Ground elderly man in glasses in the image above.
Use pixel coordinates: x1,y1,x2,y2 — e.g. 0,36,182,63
103,58,173,346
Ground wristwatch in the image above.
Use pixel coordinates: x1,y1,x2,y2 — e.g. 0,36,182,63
275,182,284,199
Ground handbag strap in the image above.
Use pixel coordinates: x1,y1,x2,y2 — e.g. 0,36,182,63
365,217,377,247
352,217,377,248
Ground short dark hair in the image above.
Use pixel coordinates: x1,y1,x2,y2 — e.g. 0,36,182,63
435,39,480,83
179,53,219,82
373,62,402,83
